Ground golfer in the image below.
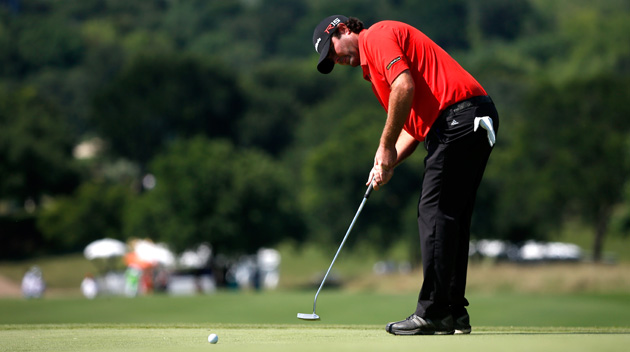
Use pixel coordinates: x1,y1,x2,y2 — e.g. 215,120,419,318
312,15,499,335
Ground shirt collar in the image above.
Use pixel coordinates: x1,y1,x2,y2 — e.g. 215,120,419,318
358,29,370,81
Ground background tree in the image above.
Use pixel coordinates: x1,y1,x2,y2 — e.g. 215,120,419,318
238,60,335,155
1,0,629,261
297,81,424,251
124,137,305,254
0,85,80,206
36,181,134,252
523,76,630,261
91,55,244,165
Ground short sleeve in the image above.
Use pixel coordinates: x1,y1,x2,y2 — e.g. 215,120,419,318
363,27,410,85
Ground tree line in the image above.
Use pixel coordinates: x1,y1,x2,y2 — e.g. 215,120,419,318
1,0,629,262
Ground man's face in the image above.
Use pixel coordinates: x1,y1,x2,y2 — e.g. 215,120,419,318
328,26,360,67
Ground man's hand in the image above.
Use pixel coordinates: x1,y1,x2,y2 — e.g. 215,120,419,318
367,70,414,191
367,145,396,190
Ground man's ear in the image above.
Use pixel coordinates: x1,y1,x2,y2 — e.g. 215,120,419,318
337,23,350,35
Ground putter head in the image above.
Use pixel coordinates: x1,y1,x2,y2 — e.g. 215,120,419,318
297,313,320,320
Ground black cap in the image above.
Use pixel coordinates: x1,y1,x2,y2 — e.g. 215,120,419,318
312,15,348,74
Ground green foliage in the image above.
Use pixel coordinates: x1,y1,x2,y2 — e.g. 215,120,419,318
300,108,381,246
610,179,630,238
0,85,80,203
0,214,43,259
36,181,134,252
238,60,337,155
298,92,424,250
549,5,630,81
1,0,630,259
91,55,244,165
464,2,630,251
489,72,630,248
15,15,85,70
124,137,305,254
469,0,539,42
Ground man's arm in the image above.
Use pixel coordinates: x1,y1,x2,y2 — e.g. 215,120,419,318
370,70,415,189
394,128,419,167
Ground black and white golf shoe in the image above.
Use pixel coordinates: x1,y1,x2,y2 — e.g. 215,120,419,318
385,314,455,335
454,312,472,334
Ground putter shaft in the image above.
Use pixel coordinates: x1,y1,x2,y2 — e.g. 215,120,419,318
299,184,373,320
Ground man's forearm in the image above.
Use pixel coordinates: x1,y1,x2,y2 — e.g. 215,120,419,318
394,129,420,167
381,70,415,155
369,70,415,189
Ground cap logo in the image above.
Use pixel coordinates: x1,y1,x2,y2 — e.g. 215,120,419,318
315,37,321,52
324,17,342,34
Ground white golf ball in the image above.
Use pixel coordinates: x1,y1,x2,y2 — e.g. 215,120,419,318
208,333,218,344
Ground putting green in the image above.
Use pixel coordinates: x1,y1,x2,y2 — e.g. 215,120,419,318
1,292,628,351
1,324,628,352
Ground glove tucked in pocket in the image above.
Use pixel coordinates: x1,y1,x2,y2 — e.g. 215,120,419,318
474,116,496,147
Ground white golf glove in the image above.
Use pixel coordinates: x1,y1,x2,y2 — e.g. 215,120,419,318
474,116,496,147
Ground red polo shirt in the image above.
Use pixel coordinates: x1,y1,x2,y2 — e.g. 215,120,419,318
359,21,487,142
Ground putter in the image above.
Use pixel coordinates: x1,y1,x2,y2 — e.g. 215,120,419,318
297,183,374,321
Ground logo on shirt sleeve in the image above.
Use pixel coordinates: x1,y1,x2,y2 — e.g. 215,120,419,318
387,56,402,70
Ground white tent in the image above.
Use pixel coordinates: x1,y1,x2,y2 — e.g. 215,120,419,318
133,239,176,267
84,238,127,260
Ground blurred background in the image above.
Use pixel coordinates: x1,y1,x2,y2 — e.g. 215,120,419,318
1,0,630,300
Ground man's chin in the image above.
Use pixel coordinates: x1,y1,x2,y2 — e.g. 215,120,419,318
336,57,359,67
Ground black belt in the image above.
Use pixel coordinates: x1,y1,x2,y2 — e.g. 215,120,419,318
441,95,492,116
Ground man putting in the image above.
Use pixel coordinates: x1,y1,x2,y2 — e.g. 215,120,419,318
312,16,499,335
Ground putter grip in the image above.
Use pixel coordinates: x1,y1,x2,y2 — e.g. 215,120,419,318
364,183,374,199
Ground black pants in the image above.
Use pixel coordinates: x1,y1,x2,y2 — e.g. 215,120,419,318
415,97,499,319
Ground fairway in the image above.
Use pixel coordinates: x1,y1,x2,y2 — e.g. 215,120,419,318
1,291,629,326
1,291,629,351
1,324,629,352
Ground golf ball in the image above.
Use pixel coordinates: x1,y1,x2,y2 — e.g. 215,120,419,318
208,333,218,344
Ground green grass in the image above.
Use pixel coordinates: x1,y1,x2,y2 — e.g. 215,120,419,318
1,291,629,351
1,291,628,326
2,241,629,351
1,324,628,352
0,253,97,290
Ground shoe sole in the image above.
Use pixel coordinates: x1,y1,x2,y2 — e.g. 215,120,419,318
387,328,455,336
454,328,472,334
